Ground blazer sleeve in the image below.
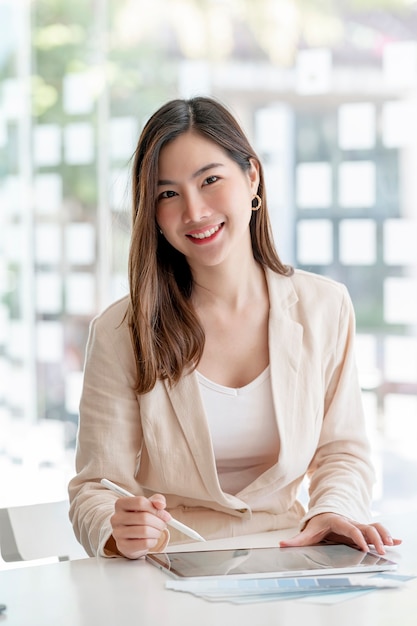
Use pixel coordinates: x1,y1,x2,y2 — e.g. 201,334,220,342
68,306,169,557
301,285,375,526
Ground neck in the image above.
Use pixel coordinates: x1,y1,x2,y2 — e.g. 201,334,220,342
191,255,266,312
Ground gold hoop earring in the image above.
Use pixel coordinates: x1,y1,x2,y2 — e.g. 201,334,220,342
252,194,262,211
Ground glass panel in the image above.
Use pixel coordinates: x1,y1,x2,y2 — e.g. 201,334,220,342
338,103,376,150
296,162,332,209
35,224,62,265
36,321,64,363
109,117,139,161
34,174,63,214
295,48,332,94
65,223,96,266
33,124,62,167
384,336,417,384
384,394,417,460
63,73,95,115
383,41,417,89
35,273,63,314
384,219,417,265
65,273,96,315
338,161,376,208
339,219,376,265
383,278,417,325
382,101,416,148
297,219,333,265
63,123,94,165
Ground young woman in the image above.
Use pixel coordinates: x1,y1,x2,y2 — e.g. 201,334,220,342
68,96,401,559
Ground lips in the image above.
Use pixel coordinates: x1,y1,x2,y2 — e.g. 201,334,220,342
186,223,224,240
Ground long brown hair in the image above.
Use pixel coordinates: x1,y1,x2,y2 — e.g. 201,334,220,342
128,96,292,393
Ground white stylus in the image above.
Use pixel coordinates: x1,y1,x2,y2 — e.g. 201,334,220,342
100,478,206,542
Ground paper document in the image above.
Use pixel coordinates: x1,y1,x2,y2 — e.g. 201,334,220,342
165,573,410,605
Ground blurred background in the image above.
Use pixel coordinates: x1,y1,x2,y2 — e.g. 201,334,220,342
0,0,416,514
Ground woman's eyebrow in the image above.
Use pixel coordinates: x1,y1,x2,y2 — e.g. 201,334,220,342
157,162,224,186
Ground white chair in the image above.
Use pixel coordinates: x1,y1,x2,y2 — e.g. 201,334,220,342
0,500,87,567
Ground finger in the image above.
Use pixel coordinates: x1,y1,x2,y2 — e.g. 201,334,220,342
114,494,171,525
117,536,160,559
112,517,167,559
279,533,306,548
362,524,402,554
149,493,166,508
116,518,164,540
370,523,402,547
114,494,153,513
112,509,168,532
370,522,393,546
359,525,386,554
114,495,169,522
148,494,172,522
149,496,172,525
332,525,370,553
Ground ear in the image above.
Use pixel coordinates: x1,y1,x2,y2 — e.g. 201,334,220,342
248,158,260,194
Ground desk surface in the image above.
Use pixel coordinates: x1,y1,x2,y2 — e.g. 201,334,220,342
1,511,415,626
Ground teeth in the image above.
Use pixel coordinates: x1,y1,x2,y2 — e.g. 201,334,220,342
189,225,221,239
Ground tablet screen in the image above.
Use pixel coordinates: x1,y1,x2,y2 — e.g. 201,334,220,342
146,544,397,580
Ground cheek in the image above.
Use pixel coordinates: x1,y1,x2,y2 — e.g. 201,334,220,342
221,183,251,210
156,209,184,249
231,188,254,220
156,206,173,230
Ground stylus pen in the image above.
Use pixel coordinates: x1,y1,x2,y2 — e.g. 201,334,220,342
100,478,206,542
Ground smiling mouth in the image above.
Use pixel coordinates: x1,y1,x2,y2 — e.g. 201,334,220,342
187,223,224,240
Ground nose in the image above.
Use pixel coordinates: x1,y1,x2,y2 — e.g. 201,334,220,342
181,189,210,224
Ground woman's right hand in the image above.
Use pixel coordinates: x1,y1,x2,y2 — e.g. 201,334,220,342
109,493,171,559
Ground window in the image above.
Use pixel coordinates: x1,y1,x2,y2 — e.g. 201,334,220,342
1,0,416,512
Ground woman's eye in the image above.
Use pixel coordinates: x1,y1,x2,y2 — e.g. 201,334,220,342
204,175,218,185
158,190,177,200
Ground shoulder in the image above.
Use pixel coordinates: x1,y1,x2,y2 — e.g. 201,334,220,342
89,295,130,335
84,296,134,366
267,267,349,301
289,269,348,301
266,268,353,325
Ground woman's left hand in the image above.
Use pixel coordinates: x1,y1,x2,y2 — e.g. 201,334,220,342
279,512,402,555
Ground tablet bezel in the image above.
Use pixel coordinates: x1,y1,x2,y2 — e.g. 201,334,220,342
146,544,398,580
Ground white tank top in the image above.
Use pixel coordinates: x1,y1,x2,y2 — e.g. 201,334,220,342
196,366,280,494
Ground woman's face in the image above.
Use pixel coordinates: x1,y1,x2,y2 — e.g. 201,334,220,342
156,131,259,271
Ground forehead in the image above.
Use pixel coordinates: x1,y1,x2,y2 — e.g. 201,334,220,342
158,131,230,176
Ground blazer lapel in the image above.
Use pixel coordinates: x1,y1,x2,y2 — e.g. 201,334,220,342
165,373,225,498
266,269,303,467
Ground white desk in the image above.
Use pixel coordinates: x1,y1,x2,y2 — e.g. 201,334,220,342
1,511,415,626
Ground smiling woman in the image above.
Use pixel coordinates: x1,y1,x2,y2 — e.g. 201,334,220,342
68,96,401,563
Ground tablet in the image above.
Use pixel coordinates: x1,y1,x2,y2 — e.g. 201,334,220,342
146,544,397,580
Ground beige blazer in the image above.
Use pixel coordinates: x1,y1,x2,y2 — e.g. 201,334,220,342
68,269,375,557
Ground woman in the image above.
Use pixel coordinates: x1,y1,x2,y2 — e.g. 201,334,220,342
68,96,401,559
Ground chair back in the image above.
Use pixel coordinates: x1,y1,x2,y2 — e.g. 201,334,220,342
0,500,86,565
